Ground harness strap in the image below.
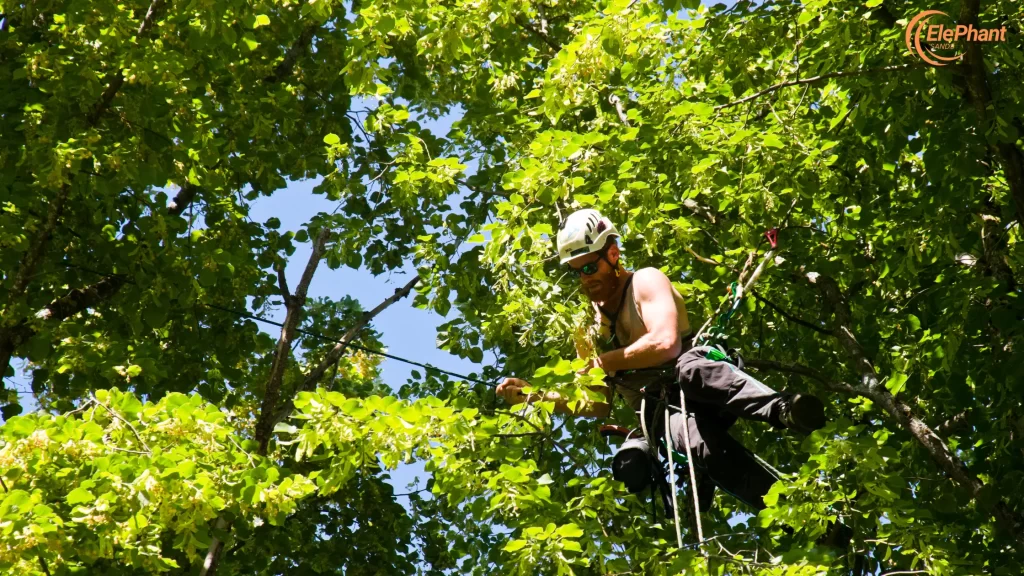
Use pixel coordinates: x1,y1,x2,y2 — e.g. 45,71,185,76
598,275,635,349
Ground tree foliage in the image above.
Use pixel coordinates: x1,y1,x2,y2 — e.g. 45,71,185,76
1,0,1023,573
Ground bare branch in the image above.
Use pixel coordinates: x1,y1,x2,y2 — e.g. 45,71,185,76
167,182,199,217
253,227,332,455
92,394,151,453
714,64,926,111
270,274,421,429
750,289,832,336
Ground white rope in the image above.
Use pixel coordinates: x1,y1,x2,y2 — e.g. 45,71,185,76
678,392,705,551
663,404,683,550
693,248,776,345
640,395,652,448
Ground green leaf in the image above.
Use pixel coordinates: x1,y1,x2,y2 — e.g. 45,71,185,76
886,372,909,395
503,539,528,552
323,133,341,145
254,14,270,28
241,33,259,51
797,9,817,26
907,314,921,332
556,523,584,538
1,404,23,420
66,488,95,506
274,422,299,435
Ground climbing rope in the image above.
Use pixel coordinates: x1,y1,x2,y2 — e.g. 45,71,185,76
693,227,780,347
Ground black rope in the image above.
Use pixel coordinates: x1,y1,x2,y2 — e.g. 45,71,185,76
203,304,498,387
57,261,500,388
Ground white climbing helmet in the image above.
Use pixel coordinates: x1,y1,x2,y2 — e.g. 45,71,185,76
555,209,620,265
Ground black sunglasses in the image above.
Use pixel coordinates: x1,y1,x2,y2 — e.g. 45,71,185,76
567,250,610,277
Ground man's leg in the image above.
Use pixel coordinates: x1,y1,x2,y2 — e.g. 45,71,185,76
669,410,779,511
674,346,825,432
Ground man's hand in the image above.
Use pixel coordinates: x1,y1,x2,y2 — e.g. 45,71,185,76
496,378,530,406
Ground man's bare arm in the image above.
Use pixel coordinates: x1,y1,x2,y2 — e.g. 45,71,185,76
596,268,683,373
496,378,611,418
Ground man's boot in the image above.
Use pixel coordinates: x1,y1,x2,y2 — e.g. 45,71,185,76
776,394,826,434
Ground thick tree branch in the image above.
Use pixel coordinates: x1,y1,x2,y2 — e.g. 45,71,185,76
253,227,332,455
743,358,859,396
957,0,1024,226
270,274,421,429
0,183,71,377
714,64,925,111
87,0,167,126
275,260,291,303
806,273,880,389
4,274,128,352
198,517,229,576
807,271,1024,545
167,182,199,217
265,25,317,84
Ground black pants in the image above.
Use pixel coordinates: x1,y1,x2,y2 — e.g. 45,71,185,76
647,346,786,510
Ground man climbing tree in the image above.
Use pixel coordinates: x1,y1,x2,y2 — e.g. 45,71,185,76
496,209,828,512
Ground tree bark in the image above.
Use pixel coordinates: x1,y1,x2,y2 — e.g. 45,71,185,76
0,183,71,378
3,274,128,353
957,0,1024,226
253,227,332,455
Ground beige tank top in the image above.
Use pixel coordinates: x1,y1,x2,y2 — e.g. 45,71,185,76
592,269,691,350
590,268,693,412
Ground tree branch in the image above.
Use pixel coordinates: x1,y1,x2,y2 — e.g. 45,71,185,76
957,0,1024,226
608,94,630,127
808,271,1024,545
87,0,166,125
742,358,859,396
198,517,229,576
0,183,71,377
3,274,129,354
167,182,199,217
270,273,421,429
275,260,291,303
750,289,832,336
253,227,332,455
515,15,560,52
265,25,318,84
714,64,925,111
806,273,880,389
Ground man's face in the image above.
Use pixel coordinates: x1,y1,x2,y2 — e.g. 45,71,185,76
568,245,620,302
